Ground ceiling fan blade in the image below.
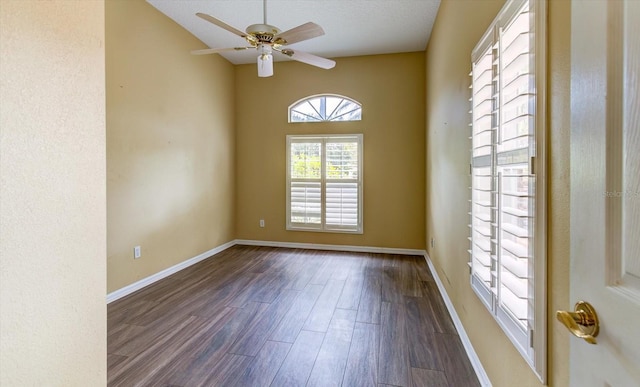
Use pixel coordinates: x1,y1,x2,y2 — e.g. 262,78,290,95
191,47,253,55
274,22,325,45
278,49,335,70
196,13,247,38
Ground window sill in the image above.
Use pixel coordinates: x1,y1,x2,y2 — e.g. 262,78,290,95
286,225,363,235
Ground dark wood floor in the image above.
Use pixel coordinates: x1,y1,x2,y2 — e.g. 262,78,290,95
108,245,479,387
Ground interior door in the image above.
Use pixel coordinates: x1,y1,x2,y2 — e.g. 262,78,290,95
569,0,640,385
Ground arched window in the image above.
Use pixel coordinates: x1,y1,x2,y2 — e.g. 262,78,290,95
289,94,362,123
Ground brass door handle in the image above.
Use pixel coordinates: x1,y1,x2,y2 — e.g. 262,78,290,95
556,301,599,344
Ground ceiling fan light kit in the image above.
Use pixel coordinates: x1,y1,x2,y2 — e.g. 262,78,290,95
192,0,335,77
257,44,273,77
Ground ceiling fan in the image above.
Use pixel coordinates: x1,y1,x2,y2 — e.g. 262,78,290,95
191,0,336,77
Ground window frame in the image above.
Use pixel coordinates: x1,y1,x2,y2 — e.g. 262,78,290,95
286,134,363,234
469,0,547,382
288,94,362,123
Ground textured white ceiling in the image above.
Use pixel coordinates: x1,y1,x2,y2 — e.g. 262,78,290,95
146,0,441,65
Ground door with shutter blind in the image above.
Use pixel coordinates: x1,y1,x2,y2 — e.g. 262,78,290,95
568,0,640,385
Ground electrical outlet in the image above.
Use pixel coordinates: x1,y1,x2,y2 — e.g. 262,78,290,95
430,238,435,248
134,246,141,259
259,219,265,228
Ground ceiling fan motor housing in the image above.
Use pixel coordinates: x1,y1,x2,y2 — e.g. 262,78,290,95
246,24,281,44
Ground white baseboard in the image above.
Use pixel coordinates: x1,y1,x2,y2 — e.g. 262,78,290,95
423,253,492,387
106,240,237,304
235,239,425,256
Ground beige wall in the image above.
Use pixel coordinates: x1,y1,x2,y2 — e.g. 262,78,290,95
0,1,106,385
425,0,570,386
236,53,426,249
106,0,236,292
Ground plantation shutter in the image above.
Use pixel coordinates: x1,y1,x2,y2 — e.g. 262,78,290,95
287,135,362,233
469,0,545,377
325,138,360,230
289,141,322,228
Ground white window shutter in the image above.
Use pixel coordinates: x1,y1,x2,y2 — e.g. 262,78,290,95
287,135,363,234
469,0,546,381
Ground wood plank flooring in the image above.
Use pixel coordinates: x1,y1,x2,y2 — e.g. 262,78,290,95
108,245,480,387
